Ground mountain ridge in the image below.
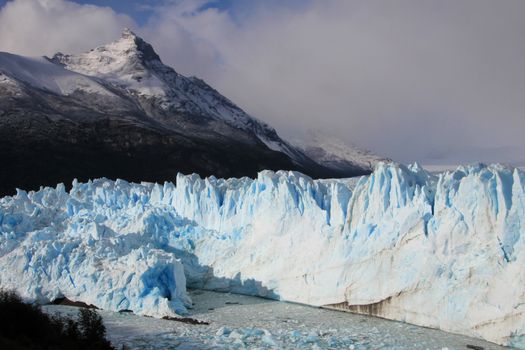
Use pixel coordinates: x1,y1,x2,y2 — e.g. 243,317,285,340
0,29,371,196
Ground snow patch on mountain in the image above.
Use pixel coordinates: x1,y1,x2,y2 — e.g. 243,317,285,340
0,52,113,96
0,71,18,87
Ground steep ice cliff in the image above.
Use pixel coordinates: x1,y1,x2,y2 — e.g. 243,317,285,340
0,163,523,347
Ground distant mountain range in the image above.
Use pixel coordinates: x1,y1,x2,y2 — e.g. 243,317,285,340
291,130,389,173
0,29,383,196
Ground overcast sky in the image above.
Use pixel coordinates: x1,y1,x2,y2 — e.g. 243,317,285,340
0,0,524,165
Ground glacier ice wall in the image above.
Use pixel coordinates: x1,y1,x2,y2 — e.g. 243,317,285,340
0,163,524,346
0,182,191,318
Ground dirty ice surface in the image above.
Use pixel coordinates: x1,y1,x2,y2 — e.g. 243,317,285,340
43,290,505,350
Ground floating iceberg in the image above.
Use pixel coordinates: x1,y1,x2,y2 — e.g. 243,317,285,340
0,163,524,346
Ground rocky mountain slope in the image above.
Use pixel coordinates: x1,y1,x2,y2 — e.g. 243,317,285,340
0,29,369,196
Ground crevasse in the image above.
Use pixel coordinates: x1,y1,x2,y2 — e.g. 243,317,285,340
0,163,524,347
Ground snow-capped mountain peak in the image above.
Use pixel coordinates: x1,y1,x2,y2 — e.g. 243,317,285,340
53,28,161,77
51,28,169,98
51,29,280,135
0,29,374,197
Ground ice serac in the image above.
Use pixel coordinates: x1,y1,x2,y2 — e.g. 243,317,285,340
0,181,191,318
1,163,524,347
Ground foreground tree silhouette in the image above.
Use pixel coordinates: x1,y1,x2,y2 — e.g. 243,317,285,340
78,308,112,347
0,290,114,349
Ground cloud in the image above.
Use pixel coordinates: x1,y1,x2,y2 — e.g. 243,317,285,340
0,0,134,56
1,0,524,165
146,0,525,164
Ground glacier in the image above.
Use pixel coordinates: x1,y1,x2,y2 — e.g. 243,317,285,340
0,162,524,347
